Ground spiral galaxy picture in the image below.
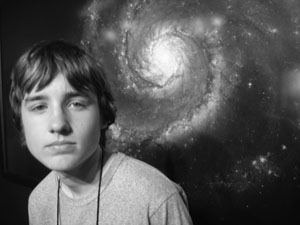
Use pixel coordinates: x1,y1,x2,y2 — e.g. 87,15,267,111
1,0,300,224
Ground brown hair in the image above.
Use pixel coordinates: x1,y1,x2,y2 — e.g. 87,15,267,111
9,40,117,148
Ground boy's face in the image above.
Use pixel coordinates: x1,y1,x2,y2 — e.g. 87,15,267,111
21,74,103,173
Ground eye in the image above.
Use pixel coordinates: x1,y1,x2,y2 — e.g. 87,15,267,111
31,104,48,112
68,100,87,110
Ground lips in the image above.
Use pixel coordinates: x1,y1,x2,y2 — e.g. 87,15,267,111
45,141,76,152
46,140,75,147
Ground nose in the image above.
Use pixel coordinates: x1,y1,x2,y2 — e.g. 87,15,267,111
49,107,71,135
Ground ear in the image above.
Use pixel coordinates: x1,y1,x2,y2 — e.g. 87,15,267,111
100,118,109,130
20,127,27,147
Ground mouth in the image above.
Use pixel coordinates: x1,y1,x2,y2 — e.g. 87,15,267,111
46,141,76,147
45,141,76,153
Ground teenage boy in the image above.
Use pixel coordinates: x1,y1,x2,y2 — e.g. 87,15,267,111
9,40,193,225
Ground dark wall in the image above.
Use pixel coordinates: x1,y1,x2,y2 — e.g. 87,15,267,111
0,0,88,183
0,1,88,224
0,176,32,225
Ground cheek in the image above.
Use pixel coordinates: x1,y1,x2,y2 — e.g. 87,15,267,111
21,111,44,149
80,120,101,137
76,110,102,143
22,121,38,148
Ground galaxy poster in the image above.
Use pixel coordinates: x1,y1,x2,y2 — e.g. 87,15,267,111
1,0,300,224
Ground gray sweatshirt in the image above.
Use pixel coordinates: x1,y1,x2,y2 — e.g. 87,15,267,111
28,152,193,225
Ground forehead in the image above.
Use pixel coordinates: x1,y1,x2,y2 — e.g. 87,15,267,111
23,73,95,99
27,74,71,94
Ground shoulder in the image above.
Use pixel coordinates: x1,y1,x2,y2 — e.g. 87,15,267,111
28,171,57,207
120,153,177,188
112,153,193,224
28,172,58,224
114,152,182,202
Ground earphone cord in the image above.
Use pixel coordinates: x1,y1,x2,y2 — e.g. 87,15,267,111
57,176,60,225
57,150,103,225
96,150,104,225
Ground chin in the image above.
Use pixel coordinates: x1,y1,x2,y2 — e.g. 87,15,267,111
43,158,79,173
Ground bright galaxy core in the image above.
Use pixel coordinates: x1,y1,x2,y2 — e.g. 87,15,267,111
82,0,245,145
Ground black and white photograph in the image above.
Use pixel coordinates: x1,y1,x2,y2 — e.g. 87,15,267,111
1,0,300,224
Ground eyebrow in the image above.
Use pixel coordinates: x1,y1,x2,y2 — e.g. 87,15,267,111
64,91,90,100
23,91,92,104
23,95,49,103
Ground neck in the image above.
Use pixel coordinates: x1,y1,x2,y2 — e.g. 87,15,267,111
56,146,103,199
